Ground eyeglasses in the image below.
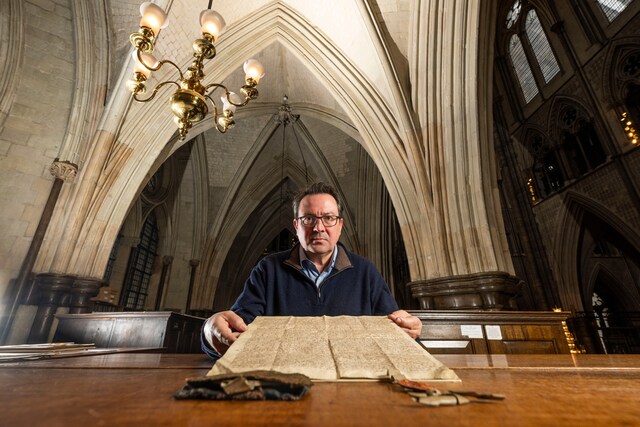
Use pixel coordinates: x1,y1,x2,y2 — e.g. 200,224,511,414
297,215,342,227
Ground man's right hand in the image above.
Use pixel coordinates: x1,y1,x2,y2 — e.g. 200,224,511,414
203,310,248,356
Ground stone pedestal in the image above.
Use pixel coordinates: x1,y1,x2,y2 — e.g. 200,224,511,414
27,273,75,343
27,273,104,343
407,272,523,310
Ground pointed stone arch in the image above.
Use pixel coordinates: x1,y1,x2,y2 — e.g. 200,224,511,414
47,0,427,285
602,36,640,107
552,190,640,311
546,95,597,142
193,115,360,309
585,263,638,313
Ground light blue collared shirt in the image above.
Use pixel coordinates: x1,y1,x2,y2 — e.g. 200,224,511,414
299,245,339,288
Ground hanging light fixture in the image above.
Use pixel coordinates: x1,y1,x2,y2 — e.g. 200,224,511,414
273,95,307,248
127,2,265,140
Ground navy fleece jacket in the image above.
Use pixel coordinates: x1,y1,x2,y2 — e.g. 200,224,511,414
201,243,398,358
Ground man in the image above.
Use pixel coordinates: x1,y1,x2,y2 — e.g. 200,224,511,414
202,182,422,358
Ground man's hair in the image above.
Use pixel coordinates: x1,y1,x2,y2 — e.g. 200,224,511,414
292,182,343,217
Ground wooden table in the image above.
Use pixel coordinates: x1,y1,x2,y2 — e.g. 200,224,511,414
1,353,639,426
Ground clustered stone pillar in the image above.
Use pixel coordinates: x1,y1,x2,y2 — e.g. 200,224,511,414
407,272,523,310
27,273,105,343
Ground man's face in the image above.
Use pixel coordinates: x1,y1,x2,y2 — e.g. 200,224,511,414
294,193,343,257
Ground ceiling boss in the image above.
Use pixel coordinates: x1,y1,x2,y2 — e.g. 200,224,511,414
127,2,265,140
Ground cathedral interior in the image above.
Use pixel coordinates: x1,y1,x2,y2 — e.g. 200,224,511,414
0,0,639,354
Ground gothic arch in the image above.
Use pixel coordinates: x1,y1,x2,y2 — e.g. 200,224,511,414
602,37,640,107
51,1,426,283
194,116,360,308
585,263,638,313
552,190,640,311
546,96,598,142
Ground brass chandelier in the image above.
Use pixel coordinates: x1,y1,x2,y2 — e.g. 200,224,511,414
127,2,265,140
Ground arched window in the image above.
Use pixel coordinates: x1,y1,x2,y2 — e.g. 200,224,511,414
504,1,561,104
525,10,560,83
596,0,633,22
509,35,539,102
121,211,159,309
557,105,607,178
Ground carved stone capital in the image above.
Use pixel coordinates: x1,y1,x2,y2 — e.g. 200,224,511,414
49,160,78,182
162,255,174,265
407,272,523,310
189,259,200,268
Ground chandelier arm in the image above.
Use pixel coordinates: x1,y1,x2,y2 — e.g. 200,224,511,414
134,80,180,103
203,82,229,95
204,84,251,107
135,49,185,80
155,59,185,80
228,95,251,108
204,93,220,116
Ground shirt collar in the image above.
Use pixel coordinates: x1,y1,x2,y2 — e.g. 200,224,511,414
299,244,339,273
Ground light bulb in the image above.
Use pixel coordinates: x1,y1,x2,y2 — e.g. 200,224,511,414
131,50,158,78
139,2,168,35
221,92,242,113
200,10,226,39
243,59,265,84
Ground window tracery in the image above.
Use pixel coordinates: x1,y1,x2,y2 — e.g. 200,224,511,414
525,10,560,84
503,1,561,104
557,105,607,178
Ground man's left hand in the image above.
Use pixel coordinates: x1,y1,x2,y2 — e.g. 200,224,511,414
388,310,422,339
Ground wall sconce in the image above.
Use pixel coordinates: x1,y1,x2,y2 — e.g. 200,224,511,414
127,2,265,140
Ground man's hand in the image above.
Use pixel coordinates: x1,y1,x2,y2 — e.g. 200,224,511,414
203,310,248,356
388,310,422,339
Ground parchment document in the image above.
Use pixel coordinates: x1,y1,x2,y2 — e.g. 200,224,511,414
208,316,459,381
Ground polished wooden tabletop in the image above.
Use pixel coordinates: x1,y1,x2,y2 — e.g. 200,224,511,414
1,353,639,426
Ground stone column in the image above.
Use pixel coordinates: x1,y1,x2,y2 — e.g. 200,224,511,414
27,273,75,343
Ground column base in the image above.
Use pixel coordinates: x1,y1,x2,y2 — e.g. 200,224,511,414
407,271,523,310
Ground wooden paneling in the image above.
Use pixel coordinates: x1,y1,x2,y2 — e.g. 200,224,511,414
410,310,571,354
53,311,204,353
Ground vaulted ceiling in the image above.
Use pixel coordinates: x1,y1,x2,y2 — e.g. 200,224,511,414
101,0,418,305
